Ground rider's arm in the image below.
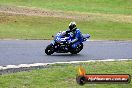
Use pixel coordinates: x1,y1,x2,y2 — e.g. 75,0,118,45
65,29,71,37
71,30,81,44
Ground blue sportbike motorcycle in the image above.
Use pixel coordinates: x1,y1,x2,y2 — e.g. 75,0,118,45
45,31,90,55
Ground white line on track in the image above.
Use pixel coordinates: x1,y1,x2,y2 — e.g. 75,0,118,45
0,59,131,70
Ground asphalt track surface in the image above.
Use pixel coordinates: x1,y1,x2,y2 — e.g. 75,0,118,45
0,40,132,66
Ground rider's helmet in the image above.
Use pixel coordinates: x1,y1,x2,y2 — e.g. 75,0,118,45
69,22,77,31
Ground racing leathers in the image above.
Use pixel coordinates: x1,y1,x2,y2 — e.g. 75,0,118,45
66,28,83,48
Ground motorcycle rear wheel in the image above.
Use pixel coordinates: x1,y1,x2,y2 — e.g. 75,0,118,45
70,43,83,54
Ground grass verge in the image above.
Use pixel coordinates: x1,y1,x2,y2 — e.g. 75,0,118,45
0,13,132,40
0,61,132,88
0,0,132,15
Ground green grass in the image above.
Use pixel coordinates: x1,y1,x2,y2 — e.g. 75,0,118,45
0,13,132,40
0,61,132,88
0,0,132,40
0,0,132,14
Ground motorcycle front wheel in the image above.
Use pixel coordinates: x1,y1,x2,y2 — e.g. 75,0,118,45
45,44,54,55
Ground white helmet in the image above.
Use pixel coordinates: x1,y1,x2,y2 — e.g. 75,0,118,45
69,22,76,31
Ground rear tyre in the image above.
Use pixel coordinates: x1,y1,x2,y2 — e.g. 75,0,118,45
45,44,54,55
70,43,83,54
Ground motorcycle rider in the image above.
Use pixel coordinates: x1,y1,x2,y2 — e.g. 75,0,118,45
65,22,84,49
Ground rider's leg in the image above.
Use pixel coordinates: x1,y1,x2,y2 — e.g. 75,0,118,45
71,41,80,49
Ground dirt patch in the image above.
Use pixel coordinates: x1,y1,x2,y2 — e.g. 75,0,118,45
0,12,18,24
0,5,132,23
0,5,90,21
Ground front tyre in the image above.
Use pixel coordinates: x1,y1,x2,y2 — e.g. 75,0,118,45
45,44,54,55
